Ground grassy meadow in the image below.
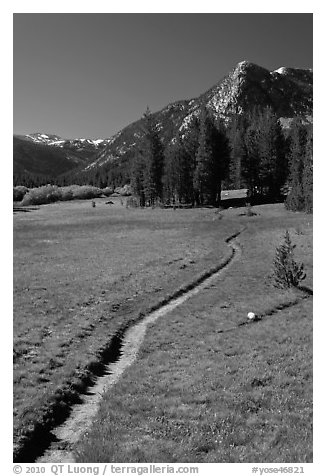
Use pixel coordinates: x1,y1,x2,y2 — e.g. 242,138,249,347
13,195,240,457
13,194,312,462
74,202,312,463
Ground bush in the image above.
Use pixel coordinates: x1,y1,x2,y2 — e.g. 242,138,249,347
245,203,257,217
68,185,102,200
272,230,306,288
20,184,104,206
114,184,132,196
13,186,29,202
102,187,114,197
21,185,62,206
60,187,74,201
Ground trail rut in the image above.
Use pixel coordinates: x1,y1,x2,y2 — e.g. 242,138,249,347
35,232,243,463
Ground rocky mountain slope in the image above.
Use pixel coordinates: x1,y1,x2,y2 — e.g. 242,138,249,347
83,61,312,172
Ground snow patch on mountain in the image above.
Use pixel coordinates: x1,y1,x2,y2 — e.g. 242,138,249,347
273,67,287,75
23,133,112,151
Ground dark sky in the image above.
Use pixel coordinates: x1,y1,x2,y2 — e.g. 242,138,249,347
13,13,313,139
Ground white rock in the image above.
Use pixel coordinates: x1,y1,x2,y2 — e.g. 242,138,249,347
247,312,256,320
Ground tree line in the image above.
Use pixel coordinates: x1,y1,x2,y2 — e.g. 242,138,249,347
14,106,312,213
128,106,312,211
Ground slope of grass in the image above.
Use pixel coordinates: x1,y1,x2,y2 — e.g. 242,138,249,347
74,204,312,463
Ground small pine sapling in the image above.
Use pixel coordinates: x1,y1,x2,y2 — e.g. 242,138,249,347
273,230,306,288
245,203,256,217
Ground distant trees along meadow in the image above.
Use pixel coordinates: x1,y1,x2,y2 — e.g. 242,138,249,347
129,106,312,211
14,106,313,213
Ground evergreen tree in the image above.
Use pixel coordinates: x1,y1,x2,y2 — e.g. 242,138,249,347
285,118,308,211
163,115,201,206
273,230,306,288
140,107,165,205
226,114,247,190
193,108,230,206
182,115,201,205
212,120,231,204
242,121,261,200
257,108,287,199
193,108,214,205
303,125,313,213
163,137,188,204
130,149,146,206
242,107,287,201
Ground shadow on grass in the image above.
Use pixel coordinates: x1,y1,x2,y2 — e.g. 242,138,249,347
220,195,286,210
14,207,40,213
163,195,286,210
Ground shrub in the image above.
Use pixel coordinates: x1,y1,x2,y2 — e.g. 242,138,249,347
21,185,62,206
60,187,74,201
272,230,306,288
214,207,223,220
114,184,132,196
69,185,102,200
59,185,102,201
13,186,29,202
102,187,114,197
20,184,104,206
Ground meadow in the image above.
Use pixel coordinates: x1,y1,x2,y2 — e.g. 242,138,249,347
13,194,312,462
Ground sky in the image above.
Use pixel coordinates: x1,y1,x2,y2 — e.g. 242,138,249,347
13,13,313,140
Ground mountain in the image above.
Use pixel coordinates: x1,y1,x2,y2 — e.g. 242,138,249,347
13,133,111,180
83,61,313,172
19,132,111,151
14,61,312,184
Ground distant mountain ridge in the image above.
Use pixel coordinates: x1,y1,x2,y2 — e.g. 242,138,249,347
14,61,312,181
19,132,111,150
13,133,111,179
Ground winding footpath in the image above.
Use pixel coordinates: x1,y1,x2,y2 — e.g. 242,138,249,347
36,231,243,463
21,226,313,463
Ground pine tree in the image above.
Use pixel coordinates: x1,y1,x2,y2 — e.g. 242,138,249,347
242,122,261,200
163,134,194,205
273,230,306,288
193,107,214,205
242,107,287,201
212,120,231,204
182,115,201,205
285,118,308,211
303,125,313,213
258,108,287,199
130,148,146,206
227,114,247,190
163,141,179,204
193,108,230,206
140,107,165,205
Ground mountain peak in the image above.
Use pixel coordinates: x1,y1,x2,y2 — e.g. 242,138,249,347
235,60,260,69
234,60,268,74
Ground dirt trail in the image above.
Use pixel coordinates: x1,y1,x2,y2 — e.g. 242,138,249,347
37,233,243,463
